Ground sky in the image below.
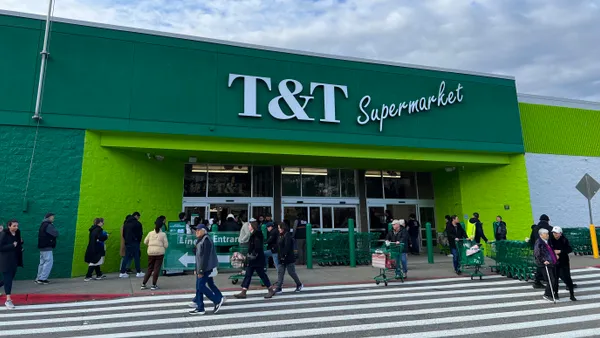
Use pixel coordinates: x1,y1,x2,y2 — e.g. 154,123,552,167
1,0,599,101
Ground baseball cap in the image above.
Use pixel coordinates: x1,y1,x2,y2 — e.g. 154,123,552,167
249,217,256,222
552,226,563,234
195,224,207,232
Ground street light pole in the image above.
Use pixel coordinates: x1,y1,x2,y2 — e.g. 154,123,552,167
33,0,55,120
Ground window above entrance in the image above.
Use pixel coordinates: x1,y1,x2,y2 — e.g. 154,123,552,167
282,167,356,197
183,164,273,197
365,171,434,200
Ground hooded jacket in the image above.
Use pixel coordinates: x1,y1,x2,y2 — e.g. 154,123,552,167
549,234,573,267
529,220,553,248
122,216,143,245
0,228,24,272
85,225,108,264
278,231,296,264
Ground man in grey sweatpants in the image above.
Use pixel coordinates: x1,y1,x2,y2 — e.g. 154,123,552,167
36,213,59,284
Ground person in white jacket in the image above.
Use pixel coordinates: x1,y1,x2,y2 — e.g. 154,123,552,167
237,217,253,274
141,216,169,291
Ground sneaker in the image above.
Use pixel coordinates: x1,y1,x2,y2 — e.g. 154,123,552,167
150,285,159,291
294,284,304,292
275,288,283,294
94,275,107,280
140,284,148,290
5,300,14,310
34,280,44,285
188,302,197,308
532,282,544,289
119,273,129,278
136,272,145,278
189,309,205,315
84,277,93,282
542,295,553,302
213,297,224,314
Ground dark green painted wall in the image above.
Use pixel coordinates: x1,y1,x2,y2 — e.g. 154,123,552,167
0,125,84,279
0,13,523,153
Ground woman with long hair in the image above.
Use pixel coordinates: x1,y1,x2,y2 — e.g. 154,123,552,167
84,218,108,281
0,220,24,309
141,216,169,290
234,221,272,299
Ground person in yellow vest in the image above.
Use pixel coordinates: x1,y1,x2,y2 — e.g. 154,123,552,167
468,213,488,245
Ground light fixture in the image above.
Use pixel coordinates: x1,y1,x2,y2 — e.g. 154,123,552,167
189,157,197,163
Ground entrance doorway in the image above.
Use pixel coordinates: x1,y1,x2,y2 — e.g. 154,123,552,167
367,203,417,242
209,203,248,224
282,204,358,232
283,205,321,230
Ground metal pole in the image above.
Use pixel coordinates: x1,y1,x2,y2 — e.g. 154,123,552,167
33,0,54,120
588,199,594,225
426,222,434,264
348,219,356,267
306,223,313,269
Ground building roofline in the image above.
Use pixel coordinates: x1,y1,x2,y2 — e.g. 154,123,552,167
0,9,515,81
518,93,600,111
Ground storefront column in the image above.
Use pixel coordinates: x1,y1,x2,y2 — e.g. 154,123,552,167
274,165,282,221
357,169,369,232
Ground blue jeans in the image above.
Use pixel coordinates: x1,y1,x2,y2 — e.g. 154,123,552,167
451,248,459,272
120,243,141,273
264,251,279,272
36,251,54,281
395,253,407,275
195,270,223,311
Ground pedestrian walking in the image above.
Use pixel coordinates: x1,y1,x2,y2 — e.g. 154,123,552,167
446,215,467,275
469,213,488,245
84,218,108,281
120,212,144,278
264,221,279,272
494,216,507,241
385,219,409,278
35,213,58,285
265,222,303,298
189,224,224,315
293,214,307,265
234,221,272,299
533,228,559,302
549,226,577,301
0,220,24,309
407,214,421,255
141,216,169,290
530,214,553,288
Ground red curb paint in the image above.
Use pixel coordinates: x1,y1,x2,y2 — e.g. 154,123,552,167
0,293,128,305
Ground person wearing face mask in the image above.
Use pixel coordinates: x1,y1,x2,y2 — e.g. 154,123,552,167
234,221,272,299
534,228,559,302
0,220,24,309
549,226,577,301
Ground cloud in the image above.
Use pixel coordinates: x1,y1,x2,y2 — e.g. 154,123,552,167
2,0,599,101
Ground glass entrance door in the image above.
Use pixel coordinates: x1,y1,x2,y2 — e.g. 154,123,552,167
250,204,273,222
209,203,249,225
282,205,322,231
367,204,387,241
182,204,209,226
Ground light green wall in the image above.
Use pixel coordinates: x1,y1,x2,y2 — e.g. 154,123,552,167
433,155,533,241
458,155,533,241
520,102,600,156
71,131,183,277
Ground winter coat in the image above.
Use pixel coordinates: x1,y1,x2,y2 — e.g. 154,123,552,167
386,227,409,253
446,223,467,249
266,228,279,253
122,216,143,245
38,218,58,251
84,225,108,264
247,230,266,267
144,230,169,256
293,219,307,240
549,235,573,267
195,234,218,275
0,229,24,273
407,219,420,237
278,231,296,264
238,222,251,244
529,221,553,248
534,238,557,267
494,221,507,241
221,219,240,232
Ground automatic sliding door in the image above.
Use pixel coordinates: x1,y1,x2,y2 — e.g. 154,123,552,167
332,206,357,232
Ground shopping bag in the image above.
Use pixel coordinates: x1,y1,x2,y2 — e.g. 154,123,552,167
209,268,218,278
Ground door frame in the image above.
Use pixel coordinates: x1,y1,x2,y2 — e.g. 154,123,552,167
281,204,323,232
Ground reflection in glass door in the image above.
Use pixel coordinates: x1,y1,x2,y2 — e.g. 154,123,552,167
282,205,322,231
251,204,273,221
419,206,436,251
209,203,249,225
183,205,208,227
368,205,386,241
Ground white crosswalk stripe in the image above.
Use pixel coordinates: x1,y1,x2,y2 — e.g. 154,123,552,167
0,267,598,338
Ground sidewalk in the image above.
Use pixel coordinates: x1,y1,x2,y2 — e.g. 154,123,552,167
3,254,599,305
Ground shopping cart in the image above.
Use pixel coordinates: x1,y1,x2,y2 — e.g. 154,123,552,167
372,243,405,286
456,239,485,280
228,245,265,286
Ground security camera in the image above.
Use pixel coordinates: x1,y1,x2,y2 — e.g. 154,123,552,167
444,167,455,172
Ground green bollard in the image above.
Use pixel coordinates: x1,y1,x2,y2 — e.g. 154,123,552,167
306,223,313,269
348,218,356,267
426,222,434,264
388,222,392,233
261,223,267,240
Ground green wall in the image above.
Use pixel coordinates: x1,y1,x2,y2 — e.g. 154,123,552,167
71,131,183,277
0,13,523,153
520,102,600,156
0,125,84,279
433,155,533,241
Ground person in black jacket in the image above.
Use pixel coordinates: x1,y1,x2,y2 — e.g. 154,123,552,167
446,215,467,275
265,222,303,298
549,226,577,301
530,214,554,288
0,220,24,309
36,213,58,285
84,218,109,281
470,213,488,245
407,214,421,255
120,212,144,278
264,222,279,273
234,221,272,299
386,219,409,277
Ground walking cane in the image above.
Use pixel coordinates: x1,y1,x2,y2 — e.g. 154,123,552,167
545,264,556,304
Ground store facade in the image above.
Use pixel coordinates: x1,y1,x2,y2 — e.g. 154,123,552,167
0,10,559,278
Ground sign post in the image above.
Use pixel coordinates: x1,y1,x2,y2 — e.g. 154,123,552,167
575,173,600,259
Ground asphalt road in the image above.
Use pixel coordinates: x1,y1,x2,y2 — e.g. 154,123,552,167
1,267,599,337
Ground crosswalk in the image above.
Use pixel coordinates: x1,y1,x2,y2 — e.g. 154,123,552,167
1,267,599,337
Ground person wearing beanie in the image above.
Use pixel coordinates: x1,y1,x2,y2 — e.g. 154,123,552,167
549,226,577,301
35,213,58,285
